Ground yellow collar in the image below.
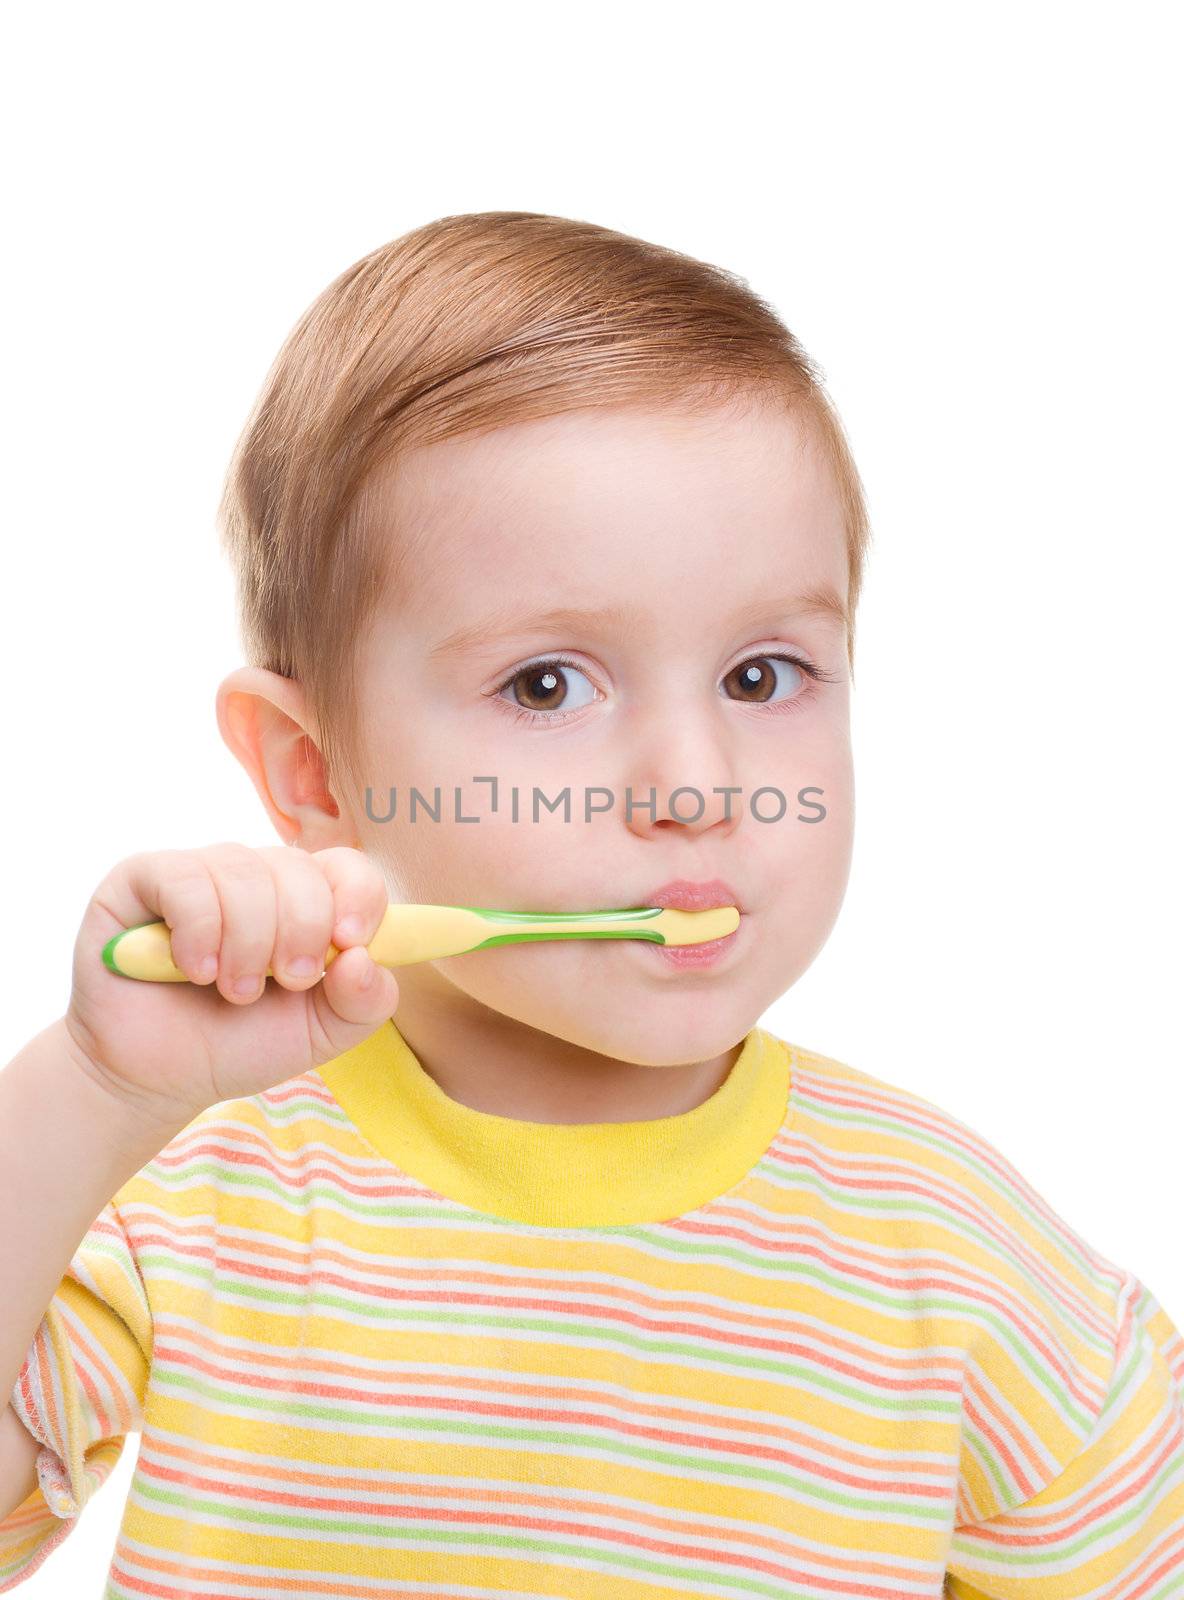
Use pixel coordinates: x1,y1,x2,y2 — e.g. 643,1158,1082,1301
317,1020,790,1227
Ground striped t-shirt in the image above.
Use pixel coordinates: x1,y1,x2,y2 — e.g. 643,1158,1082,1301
3,1019,1183,1597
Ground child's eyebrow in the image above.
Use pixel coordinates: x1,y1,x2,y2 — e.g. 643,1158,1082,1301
427,584,849,660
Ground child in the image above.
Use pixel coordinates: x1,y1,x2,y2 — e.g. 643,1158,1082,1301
1,210,1181,1598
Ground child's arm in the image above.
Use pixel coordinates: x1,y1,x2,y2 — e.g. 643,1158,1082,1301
0,841,398,1572
0,1017,188,1521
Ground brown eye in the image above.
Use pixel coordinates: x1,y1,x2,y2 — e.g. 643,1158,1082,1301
723,654,808,704
497,659,597,715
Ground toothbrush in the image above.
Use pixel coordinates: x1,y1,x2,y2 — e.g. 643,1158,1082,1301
101,902,742,982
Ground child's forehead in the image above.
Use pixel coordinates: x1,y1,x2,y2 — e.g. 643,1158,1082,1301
370,402,848,655
381,401,839,563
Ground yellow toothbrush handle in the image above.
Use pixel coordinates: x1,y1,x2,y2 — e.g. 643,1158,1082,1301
100,908,441,983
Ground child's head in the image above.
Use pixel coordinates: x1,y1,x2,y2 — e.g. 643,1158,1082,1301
216,212,870,1064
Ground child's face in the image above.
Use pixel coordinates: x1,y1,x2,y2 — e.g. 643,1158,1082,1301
347,395,854,1063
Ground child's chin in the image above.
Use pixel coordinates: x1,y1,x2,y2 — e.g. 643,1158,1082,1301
552,990,755,1064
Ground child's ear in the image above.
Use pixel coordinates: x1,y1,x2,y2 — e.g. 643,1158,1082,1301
215,667,358,850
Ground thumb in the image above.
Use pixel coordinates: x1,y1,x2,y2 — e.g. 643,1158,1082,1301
307,944,401,1064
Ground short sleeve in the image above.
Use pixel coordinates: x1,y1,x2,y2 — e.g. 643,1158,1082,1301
0,1189,152,1592
946,1267,1184,1598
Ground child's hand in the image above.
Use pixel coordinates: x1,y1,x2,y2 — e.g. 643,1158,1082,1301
62,843,400,1129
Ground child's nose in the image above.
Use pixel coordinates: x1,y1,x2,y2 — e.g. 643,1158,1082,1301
618,700,743,835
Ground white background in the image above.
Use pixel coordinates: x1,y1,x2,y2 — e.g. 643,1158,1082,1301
2,3,1180,1589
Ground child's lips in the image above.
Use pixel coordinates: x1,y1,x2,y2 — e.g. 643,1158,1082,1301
636,913,745,969
639,879,744,965
653,929,742,968
640,877,743,914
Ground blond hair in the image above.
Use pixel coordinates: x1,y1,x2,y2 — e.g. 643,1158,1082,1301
217,211,871,801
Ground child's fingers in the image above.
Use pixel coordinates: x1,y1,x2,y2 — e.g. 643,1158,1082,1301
110,849,224,986
256,845,336,990
201,843,279,1004
309,845,391,952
